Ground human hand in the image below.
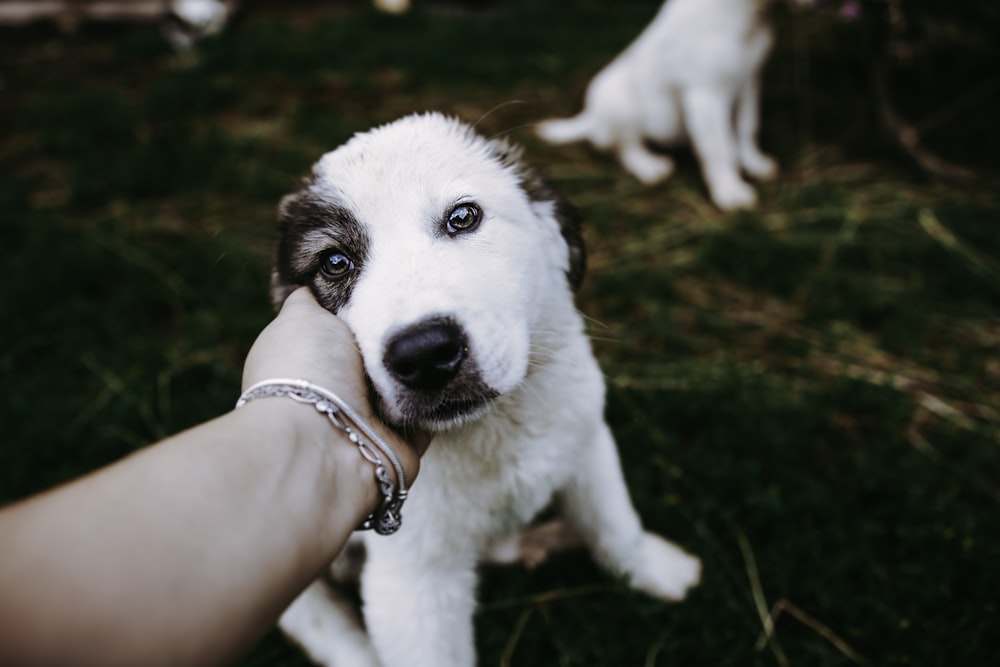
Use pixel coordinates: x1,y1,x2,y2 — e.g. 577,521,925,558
242,287,429,483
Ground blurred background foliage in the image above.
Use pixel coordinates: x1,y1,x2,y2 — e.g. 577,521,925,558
1,0,998,665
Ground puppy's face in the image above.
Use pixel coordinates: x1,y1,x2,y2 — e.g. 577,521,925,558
271,114,584,431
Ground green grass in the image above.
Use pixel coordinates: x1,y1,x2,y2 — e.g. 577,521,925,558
2,1,999,665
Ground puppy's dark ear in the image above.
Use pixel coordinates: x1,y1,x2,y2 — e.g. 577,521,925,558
551,195,586,292
519,170,587,292
269,268,298,312
269,191,305,312
484,135,587,291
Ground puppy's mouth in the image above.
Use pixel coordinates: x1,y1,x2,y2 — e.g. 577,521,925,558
369,376,500,431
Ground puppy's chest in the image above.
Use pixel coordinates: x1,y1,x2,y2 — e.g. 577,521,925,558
415,424,579,538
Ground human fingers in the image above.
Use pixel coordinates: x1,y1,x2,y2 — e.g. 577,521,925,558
241,288,431,478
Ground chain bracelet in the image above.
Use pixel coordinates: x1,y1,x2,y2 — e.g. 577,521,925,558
235,379,407,535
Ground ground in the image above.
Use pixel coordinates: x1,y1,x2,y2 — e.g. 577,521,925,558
1,1,999,665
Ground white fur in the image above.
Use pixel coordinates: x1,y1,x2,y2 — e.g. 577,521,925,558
277,113,700,667
373,0,410,13
537,0,779,211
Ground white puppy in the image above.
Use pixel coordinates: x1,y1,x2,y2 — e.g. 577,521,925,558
270,112,700,667
537,0,780,211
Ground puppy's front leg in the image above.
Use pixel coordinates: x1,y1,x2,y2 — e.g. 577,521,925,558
559,422,701,602
682,87,757,211
279,580,381,667
361,541,479,667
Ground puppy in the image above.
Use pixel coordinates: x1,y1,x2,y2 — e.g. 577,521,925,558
270,112,700,667
537,0,780,211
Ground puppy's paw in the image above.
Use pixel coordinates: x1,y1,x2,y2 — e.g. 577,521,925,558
743,151,779,181
626,533,701,602
710,178,758,211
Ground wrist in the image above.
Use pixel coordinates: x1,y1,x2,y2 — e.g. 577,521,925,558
232,398,380,547
236,379,409,536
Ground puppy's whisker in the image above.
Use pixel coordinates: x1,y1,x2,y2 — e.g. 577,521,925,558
472,99,528,131
584,333,623,344
528,343,582,369
486,121,543,142
578,311,612,331
509,373,550,408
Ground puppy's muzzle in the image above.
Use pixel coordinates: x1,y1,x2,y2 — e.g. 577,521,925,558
384,318,466,391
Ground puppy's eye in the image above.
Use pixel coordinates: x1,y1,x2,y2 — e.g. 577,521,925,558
446,203,482,236
318,250,355,279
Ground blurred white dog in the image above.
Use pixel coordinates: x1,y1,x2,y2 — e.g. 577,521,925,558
537,0,780,210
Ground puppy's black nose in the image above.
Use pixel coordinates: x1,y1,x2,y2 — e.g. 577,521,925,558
384,320,466,391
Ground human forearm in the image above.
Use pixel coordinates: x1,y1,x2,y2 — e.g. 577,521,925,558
0,397,375,667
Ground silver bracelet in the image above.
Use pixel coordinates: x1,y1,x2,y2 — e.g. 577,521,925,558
235,378,408,536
